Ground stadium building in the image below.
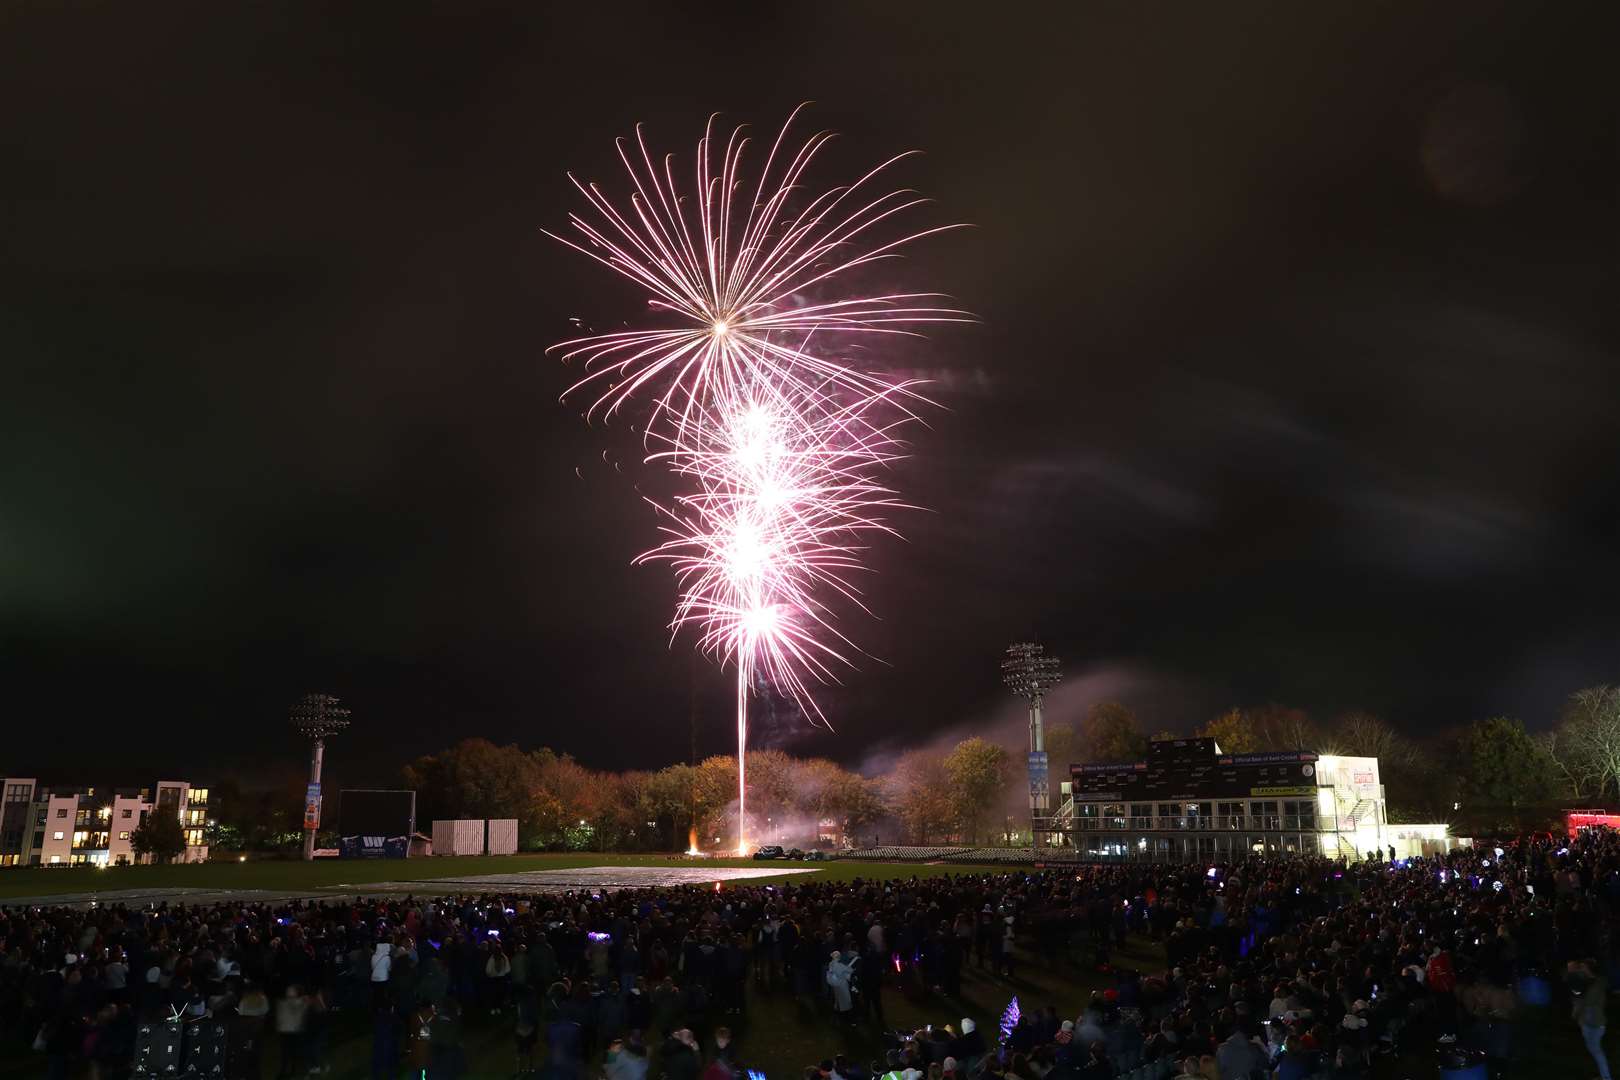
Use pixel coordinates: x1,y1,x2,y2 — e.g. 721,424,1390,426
1043,737,1457,862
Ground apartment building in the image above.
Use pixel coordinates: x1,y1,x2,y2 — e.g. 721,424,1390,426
0,778,211,866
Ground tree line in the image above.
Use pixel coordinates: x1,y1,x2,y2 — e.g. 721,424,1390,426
394,682,1620,850
199,684,1620,854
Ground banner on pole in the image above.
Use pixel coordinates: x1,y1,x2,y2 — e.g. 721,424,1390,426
1027,751,1049,803
303,783,322,831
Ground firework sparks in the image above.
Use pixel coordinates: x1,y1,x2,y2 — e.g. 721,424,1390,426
548,110,963,854
544,104,970,446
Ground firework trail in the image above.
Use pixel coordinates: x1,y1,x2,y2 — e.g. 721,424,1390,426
548,109,963,852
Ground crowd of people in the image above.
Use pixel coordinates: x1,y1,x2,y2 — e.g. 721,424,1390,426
0,828,1616,1079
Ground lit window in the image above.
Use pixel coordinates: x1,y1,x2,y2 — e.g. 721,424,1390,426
53,831,64,841
119,831,129,841
49,855,61,864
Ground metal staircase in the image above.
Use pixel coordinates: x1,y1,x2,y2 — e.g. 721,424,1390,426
1331,795,1378,859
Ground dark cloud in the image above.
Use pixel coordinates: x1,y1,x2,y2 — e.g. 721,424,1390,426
1,1,1617,785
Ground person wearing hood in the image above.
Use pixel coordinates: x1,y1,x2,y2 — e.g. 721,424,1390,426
370,941,392,1005
948,1018,985,1068
826,950,854,1017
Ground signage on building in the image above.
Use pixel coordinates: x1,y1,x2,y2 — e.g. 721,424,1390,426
338,834,408,859
1248,786,1318,797
303,784,322,830
1073,741,1319,801
1217,751,1319,766
1028,751,1049,802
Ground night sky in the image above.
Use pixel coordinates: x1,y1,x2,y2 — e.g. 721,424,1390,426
3,3,1617,787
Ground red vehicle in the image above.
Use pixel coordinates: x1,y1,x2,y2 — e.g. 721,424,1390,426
1566,810,1620,838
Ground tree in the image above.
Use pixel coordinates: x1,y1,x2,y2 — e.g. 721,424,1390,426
741,749,797,827
130,811,186,864
1561,686,1620,798
788,758,885,842
691,756,741,846
944,737,1011,843
532,748,603,847
1250,705,1318,752
890,749,954,843
1199,708,1262,754
640,764,698,849
1460,716,1561,829
1080,702,1148,762
1322,712,1401,759
404,738,546,838
1042,721,1078,772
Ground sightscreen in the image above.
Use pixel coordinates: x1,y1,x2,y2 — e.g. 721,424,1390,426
337,789,416,837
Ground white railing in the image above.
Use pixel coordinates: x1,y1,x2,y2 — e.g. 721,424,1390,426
1070,814,1319,833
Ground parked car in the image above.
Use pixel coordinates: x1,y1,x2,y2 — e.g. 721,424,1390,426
752,845,785,860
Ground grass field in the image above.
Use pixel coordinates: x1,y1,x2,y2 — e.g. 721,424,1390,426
0,852,999,900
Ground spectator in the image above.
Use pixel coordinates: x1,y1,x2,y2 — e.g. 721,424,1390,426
1213,1025,1265,1080
1568,959,1611,1080
826,951,854,1019
370,941,392,1004
273,984,308,1078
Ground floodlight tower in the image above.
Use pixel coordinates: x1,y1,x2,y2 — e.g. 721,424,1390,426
1002,642,1062,752
289,692,350,862
1003,642,1062,837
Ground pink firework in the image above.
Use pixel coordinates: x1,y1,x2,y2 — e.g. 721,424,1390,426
641,382,915,715
544,104,969,445
548,111,963,853
640,383,914,849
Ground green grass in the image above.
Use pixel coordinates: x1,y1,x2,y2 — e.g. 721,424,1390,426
0,852,1006,900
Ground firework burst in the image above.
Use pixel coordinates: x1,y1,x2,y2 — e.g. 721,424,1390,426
544,104,969,445
548,110,963,852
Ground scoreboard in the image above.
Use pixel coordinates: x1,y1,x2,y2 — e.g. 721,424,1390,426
1070,738,1318,801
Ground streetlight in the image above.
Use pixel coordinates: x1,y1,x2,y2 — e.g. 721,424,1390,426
289,693,350,862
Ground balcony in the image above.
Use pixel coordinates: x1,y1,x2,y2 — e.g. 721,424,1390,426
1072,814,1320,833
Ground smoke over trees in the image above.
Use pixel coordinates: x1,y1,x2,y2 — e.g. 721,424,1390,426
395,683,1616,850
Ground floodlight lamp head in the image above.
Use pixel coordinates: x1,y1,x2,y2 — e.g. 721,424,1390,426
1001,641,1062,702
289,692,351,741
